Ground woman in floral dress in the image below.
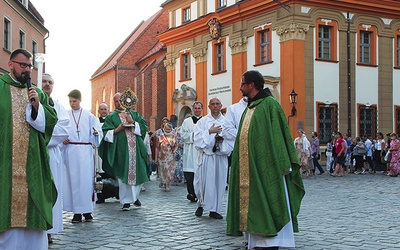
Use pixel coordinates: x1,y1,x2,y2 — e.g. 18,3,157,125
155,123,178,191
388,132,400,177
294,130,311,176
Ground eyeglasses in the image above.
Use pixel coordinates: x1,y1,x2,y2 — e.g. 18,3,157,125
12,61,33,69
241,81,252,86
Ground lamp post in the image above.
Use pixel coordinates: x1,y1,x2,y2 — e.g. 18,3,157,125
289,89,298,117
35,53,45,89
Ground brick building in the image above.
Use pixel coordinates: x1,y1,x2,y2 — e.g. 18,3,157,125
91,9,169,132
1,0,47,82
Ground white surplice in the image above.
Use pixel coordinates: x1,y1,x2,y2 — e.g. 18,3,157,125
95,117,106,173
180,116,201,173
223,97,247,144
193,112,234,214
245,178,295,249
0,228,48,250
47,101,70,234
62,109,103,213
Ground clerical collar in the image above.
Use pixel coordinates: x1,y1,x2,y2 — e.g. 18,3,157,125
99,116,106,123
192,115,202,124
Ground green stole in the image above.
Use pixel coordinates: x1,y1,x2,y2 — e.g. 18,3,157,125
99,110,149,185
0,74,58,231
226,96,305,237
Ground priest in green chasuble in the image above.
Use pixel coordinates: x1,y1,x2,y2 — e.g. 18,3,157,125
99,92,149,211
226,70,305,249
0,49,58,249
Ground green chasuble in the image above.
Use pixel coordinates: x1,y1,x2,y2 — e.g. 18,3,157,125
99,110,149,185
226,94,305,237
0,74,58,232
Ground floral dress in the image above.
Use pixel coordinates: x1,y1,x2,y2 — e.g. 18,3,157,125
157,134,177,184
294,137,309,167
389,139,400,174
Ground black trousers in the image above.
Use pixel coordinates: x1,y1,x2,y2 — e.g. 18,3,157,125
184,171,195,196
312,152,325,174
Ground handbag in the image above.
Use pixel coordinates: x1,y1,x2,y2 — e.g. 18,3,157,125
358,143,368,155
384,151,392,163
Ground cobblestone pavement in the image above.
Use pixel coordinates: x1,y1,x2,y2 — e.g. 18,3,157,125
49,171,400,249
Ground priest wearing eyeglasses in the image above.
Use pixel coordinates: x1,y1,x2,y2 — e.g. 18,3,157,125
0,48,58,249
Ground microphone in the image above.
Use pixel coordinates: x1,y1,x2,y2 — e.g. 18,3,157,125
24,74,35,104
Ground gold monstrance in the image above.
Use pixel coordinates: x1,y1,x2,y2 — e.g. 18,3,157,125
119,87,138,127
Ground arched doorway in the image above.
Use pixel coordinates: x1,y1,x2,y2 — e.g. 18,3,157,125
178,106,192,127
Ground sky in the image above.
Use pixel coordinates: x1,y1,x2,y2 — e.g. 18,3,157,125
31,0,166,110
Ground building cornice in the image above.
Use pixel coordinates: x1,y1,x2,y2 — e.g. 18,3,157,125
158,0,400,45
294,0,400,20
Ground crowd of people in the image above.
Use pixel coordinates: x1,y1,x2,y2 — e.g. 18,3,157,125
294,129,400,178
1,48,319,250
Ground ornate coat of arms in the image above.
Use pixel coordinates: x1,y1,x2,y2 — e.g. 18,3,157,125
208,18,221,40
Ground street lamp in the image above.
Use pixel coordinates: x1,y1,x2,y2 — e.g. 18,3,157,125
289,89,297,117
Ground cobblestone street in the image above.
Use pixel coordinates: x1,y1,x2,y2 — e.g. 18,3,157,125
49,172,400,249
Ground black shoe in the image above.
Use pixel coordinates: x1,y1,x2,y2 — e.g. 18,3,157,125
47,234,53,244
209,212,223,219
71,214,82,223
122,203,130,211
134,199,141,207
83,213,93,222
187,194,197,202
96,199,105,204
195,207,203,217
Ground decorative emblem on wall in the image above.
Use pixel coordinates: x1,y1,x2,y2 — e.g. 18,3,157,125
208,18,221,40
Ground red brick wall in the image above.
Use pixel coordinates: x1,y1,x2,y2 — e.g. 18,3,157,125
91,9,169,130
91,70,115,115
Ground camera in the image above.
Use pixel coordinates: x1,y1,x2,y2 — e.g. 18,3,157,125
215,134,224,143
212,134,224,152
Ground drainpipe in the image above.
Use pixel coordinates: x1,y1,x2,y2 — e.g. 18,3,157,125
347,12,352,137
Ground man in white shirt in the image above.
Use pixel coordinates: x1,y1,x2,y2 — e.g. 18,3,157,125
42,73,70,244
181,101,203,202
223,97,248,186
194,98,234,219
63,89,103,223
